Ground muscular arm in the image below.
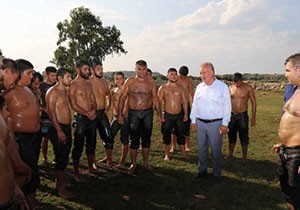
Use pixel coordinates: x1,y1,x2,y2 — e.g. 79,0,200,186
157,86,165,122
118,80,129,124
249,86,257,126
7,133,31,187
188,78,194,103
104,80,111,113
181,87,188,122
67,84,88,115
46,89,66,143
152,81,161,119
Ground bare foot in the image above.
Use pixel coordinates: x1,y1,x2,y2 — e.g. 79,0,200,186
116,163,126,170
169,148,175,153
143,164,153,172
98,157,108,164
74,174,86,182
58,188,74,199
88,168,100,175
107,163,117,171
128,164,137,175
164,155,170,161
185,147,191,152
243,159,249,164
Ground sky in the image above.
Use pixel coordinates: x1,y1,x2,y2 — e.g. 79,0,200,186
1,0,300,76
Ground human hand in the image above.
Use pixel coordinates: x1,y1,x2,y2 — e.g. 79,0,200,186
87,110,96,120
57,130,67,144
191,124,197,132
160,115,165,123
15,186,30,210
183,115,188,122
251,117,256,126
118,115,124,125
219,125,229,135
272,143,282,153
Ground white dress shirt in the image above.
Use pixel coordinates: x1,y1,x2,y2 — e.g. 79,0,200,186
190,79,231,126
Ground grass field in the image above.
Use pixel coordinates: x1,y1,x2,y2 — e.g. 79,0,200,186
36,90,286,210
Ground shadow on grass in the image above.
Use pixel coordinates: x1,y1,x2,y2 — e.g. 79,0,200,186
36,157,285,210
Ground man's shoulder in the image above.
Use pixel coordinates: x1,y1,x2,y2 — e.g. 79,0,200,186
216,79,229,87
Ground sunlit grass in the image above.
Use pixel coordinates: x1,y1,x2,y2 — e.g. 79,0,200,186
36,90,286,210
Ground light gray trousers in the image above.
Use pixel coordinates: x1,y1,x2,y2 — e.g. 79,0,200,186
196,119,223,176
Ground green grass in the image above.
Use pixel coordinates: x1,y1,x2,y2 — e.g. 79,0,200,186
37,90,287,210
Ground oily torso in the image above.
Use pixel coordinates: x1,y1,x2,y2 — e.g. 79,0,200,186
279,90,300,146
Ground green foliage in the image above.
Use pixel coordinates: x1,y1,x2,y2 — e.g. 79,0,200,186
216,73,286,82
51,6,127,71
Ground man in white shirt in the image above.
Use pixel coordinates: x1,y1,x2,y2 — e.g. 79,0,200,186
190,62,231,183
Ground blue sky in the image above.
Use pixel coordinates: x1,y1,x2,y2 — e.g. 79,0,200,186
1,0,300,76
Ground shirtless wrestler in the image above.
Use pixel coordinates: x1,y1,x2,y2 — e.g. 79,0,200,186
0,101,16,210
90,61,114,168
274,53,300,210
158,68,188,161
68,61,97,181
118,60,162,175
226,72,256,162
170,66,194,153
4,59,41,209
110,72,129,169
0,58,19,92
40,66,57,166
46,68,73,198
29,71,43,103
0,95,32,210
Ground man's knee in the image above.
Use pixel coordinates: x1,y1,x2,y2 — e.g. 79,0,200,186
103,140,114,149
176,135,185,145
141,138,151,148
130,139,140,149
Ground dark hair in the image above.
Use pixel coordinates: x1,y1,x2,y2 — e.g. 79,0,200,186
92,61,102,69
3,58,18,74
179,66,189,76
114,71,124,78
57,68,72,78
285,53,300,71
0,95,5,110
136,60,147,67
15,59,34,74
167,68,177,74
31,72,43,84
147,68,152,73
45,66,57,74
233,72,243,81
76,60,90,69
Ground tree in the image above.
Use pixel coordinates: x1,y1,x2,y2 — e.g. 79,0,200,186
52,6,127,70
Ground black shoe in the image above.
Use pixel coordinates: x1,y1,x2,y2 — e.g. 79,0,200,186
213,176,221,183
194,172,207,179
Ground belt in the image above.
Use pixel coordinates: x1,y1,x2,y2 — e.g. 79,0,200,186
198,118,222,123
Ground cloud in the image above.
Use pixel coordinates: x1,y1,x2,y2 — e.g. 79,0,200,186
112,0,300,75
96,9,127,21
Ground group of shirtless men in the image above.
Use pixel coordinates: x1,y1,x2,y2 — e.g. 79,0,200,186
0,57,198,209
1,52,299,210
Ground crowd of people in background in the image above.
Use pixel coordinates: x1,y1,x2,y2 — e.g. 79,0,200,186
0,51,300,210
